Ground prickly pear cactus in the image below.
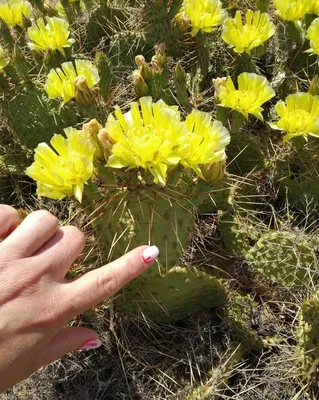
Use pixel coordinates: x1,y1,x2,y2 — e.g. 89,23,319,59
247,232,318,288
3,86,78,149
219,210,260,257
84,183,194,269
296,294,319,379
226,132,266,175
275,143,319,214
116,266,227,323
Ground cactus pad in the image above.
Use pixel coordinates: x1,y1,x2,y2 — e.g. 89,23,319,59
247,232,318,287
3,86,78,149
85,184,195,270
219,213,255,256
276,146,319,214
227,132,265,175
115,266,227,323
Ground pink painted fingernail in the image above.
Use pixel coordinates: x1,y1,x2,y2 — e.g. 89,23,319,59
79,338,102,350
141,246,159,264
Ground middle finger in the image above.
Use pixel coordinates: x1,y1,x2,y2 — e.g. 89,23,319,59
1,210,59,258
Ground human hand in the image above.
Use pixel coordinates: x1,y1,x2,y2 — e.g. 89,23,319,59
0,205,159,391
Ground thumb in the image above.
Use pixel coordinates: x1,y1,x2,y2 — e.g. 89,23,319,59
44,327,102,364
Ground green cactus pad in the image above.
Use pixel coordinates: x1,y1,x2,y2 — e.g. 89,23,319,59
275,146,319,214
219,213,255,257
197,178,232,214
3,86,78,149
227,132,265,175
85,184,195,270
95,52,113,102
247,232,318,288
115,266,227,323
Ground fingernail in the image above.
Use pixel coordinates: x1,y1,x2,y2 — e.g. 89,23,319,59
141,246,159,263
79,338,102,350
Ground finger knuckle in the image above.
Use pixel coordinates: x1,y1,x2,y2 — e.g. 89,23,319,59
96,271,119,298
32,210,59,229
64,226,86,248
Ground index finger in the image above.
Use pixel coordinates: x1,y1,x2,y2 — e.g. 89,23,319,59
62,245,159,317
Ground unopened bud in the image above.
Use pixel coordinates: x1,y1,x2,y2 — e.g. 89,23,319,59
98,128,114,162
140,61,154,81
151,56,162,73
200,159,226,185
83,119,104,160
83,119,102,140
175,11,190,32
135,55,146,67
75,76,94,106
155,43,166,65
133,70,149,97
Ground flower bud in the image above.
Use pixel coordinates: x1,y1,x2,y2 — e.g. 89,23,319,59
135,55,146,67
175,11,190,32
133,70,149,97
200,159,226,185
98,128,114,162
83,119,102,139
140,60,154,81
151,55,162,73
75,76,94,106
83,119,104,161
155,43,166,65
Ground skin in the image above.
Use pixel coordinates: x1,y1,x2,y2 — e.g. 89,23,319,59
0,205,155,392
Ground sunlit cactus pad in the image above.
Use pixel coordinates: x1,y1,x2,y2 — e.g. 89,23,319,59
115,266,227,323
247,232,318,287
86,185,194,269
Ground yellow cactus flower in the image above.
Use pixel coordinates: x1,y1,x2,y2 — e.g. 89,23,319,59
105,97,189,185
216,73,276,120
270,93,319,141
26,128,95,202
182,0,227,36
0,0,32,28
0,46,9,72
273,0,313,22
44,59,99,104
182,110,230,178
307,18,319,56
310,1,319,14
27,17,75,53
222,10,275,55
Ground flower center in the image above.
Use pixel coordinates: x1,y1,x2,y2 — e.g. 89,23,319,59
126,125,164,163
237,90,258,109
284,110,315,133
